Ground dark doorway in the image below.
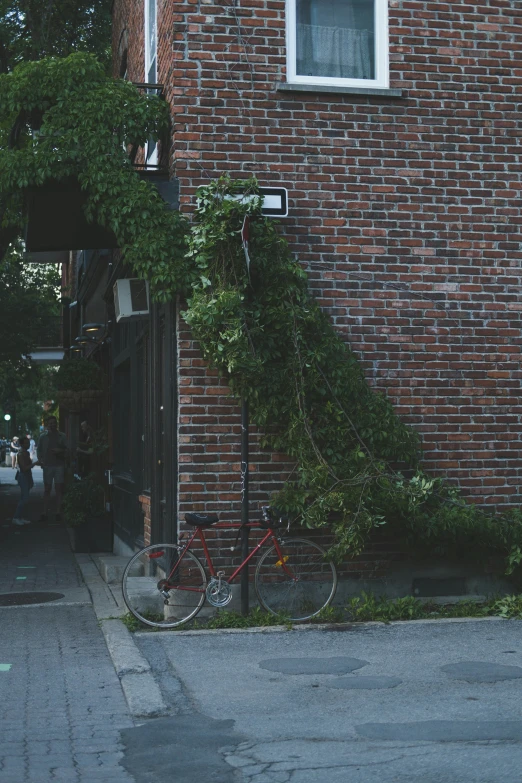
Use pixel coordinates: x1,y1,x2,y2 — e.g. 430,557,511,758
111,301,177,550
150,304,177,545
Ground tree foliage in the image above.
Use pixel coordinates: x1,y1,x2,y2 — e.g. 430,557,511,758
0,363,57,435
184,178,419,550
0,243,60,364
0,246,60,432
55,358,103,391
0,0,111,74
62,473,104,526
0,53,188,290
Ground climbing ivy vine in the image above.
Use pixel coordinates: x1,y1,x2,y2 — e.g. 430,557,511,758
183,179,522,571
0,53,188,289
2,53,522,574
184,178,420,554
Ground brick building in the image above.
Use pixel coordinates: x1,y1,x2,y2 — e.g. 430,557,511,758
105,0,522,567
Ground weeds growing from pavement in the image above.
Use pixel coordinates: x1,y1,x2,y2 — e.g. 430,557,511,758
121,592,522,632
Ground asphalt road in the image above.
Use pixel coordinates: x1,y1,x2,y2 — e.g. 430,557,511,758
131,619,522,783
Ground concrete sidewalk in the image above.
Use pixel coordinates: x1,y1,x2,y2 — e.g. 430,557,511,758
0,467,90,604
0,470,166,783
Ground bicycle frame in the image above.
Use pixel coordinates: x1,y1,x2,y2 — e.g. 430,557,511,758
162,523,295,590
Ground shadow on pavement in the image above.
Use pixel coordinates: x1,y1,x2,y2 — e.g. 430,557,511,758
120,714,246,783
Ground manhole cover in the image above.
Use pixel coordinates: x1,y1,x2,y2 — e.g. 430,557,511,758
0,592,64,606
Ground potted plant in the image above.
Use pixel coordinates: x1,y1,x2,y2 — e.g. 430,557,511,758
55,358,104,412
63,473,113,553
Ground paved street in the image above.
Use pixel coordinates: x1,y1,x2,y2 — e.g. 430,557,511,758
0,468,85,597
133,620,522,783
3,465,522,783
0,469,135,783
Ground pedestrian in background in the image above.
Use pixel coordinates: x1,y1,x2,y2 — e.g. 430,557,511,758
37,415,68,522
13,435,36,526
28,433,36,462
10,436,20,468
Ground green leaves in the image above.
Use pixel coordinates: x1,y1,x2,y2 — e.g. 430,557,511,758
62,473,105,526
0,0,112,74
0,245,60,365
55,359,104,392
183,176,423,558
182,176,522,576
1,53,189,297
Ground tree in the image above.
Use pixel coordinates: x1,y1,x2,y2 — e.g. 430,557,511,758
0,5,112,439
0,0,111,74
0,363,57,436
0,54,186,287
0,1,112,259
0,241,60,435
0,243,61,366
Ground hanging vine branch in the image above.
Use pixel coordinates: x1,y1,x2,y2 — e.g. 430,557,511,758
2,53,522,573
0,53,189,293
183,178,420,555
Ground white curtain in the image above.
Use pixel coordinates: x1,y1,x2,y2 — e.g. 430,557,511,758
297,23,373,80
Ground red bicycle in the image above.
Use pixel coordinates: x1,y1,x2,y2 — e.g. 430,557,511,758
122,506,338,628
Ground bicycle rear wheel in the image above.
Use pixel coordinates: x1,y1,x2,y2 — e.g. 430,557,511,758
255,537,337,621
122,543,207,629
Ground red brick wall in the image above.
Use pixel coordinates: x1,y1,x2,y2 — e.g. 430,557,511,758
139,494,152,546
112,0,144,81
113,1,522,574
176,312,296,572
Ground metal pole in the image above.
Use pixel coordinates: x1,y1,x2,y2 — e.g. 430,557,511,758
240,399,249,616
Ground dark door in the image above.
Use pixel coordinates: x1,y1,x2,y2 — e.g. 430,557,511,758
111,300,176,550
112,319,152,549
150,303,177,544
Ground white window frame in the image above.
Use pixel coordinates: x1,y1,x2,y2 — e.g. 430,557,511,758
144,0,158,166
286,0,389,90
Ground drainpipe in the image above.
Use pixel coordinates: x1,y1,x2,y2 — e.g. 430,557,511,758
240,399,249,616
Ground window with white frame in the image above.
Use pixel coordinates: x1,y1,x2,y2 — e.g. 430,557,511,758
286,0,389,89
145,0,158,165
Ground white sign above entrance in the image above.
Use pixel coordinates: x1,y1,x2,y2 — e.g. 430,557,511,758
223,187,289,218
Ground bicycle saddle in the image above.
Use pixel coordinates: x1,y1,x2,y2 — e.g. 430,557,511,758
185,512,219,527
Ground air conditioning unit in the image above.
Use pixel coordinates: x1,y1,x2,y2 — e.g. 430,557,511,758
113,279,150,322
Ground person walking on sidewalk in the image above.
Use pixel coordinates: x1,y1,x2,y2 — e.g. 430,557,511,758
13,436,36,526
37,416,68,522
10,436,20,468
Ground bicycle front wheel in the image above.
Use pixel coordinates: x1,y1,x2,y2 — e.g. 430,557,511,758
122,543,207,629
255,537,337,621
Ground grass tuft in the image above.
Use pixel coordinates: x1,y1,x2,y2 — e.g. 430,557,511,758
120,593,522,631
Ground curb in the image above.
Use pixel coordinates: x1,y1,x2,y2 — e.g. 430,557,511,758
133,615,510,639
102,619,151,676
74,552,169,719
101,619,168,718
